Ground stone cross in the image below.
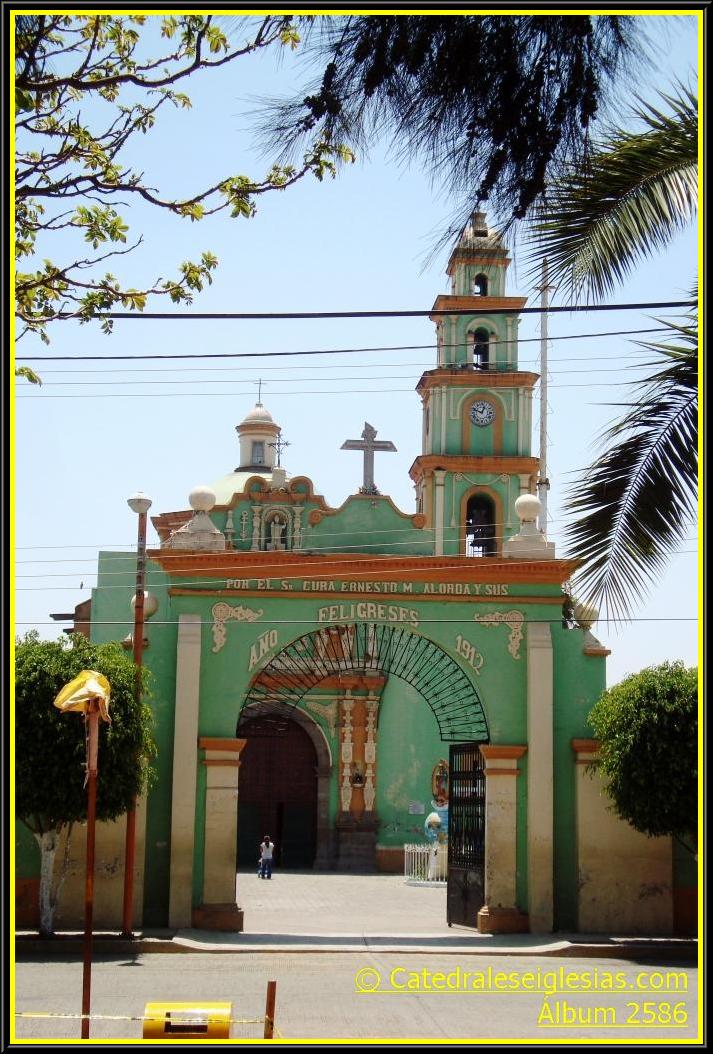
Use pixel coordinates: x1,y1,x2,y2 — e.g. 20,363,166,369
341,422,397,495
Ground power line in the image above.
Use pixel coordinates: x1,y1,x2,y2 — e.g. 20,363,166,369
14,324,681,363
13,527,699,553
15,379,679,399
25,351,669,377
20,366,666,392
14,617,698,625
13,548,700,590
14,546,699,571
73,298,697,321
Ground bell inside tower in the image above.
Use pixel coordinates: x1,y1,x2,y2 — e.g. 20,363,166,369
472,328,490,370
465,494,497,557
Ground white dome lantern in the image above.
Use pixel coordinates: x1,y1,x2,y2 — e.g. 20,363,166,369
235,401,281,472
242,403,275,425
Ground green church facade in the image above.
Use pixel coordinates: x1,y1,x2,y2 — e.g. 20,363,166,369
17,213,681,936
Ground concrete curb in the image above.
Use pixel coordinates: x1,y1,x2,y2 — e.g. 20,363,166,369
15,933,698,961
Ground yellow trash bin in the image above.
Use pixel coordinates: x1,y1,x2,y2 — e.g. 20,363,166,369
143,1002,232,1040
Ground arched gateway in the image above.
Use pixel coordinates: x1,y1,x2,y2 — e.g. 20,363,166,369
236,622,489,873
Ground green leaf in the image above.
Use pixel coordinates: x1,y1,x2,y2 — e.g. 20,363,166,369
279,26,301,50
526,87,697,303
15,366,43,385
15,87,36,113
564,313,698,622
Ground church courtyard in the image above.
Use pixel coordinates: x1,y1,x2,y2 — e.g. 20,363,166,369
233,869,452,939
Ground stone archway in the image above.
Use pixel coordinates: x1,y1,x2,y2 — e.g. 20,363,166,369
237,622,489,872
236,702,334,870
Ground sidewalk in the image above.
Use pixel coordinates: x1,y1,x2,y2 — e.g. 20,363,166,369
16,871,697,961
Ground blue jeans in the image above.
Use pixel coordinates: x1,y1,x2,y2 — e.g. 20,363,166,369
260,858,272,879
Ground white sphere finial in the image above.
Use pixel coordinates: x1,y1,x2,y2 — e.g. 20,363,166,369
573,599,599,631
514,493,541,523
131,591,159,619
189,485,216,513
127,491,152,515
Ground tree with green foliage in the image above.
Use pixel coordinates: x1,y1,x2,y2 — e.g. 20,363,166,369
588,662,697,852
15,632,156,936
526,88,698,621
259,14,642,239
14,14,352,346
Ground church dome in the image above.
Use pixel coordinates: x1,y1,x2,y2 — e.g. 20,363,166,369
240,403,275,425
211,401,291,503
211,468,273,505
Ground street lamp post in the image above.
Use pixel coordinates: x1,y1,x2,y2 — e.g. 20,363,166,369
122,491,152,938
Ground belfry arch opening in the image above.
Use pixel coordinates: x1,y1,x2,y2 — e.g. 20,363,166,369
472,327,490,369
466,494,497,557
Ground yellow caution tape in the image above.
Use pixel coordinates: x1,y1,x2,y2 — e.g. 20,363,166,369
16,1012,265,1025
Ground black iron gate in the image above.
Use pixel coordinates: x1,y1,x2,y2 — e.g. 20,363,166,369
447,742,486,927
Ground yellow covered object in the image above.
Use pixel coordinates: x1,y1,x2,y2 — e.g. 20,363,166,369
142,1003,232,1040
53,669,111,722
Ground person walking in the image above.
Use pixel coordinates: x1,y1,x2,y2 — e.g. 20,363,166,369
259,835,275,879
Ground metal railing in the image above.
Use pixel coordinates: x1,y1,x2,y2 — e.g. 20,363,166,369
404,843,448,884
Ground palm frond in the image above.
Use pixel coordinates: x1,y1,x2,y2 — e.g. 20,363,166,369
564,315,698,622
526,87,698,302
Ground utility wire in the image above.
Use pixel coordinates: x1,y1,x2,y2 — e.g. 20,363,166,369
13,528,699,552
15,617,698,625
18,554,699,580
15,380,677,399
14,548,699,590
24,363,670,387
27,351,671,376
69,298,697,321
15,324,683,363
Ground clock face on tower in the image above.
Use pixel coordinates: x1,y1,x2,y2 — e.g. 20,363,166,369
470,400,496,427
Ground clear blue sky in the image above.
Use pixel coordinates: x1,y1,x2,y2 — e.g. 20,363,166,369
14,13,699,686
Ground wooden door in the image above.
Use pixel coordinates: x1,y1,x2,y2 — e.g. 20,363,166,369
237,719,317,869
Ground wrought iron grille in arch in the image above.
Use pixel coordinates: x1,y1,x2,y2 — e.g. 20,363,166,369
237,622,489,742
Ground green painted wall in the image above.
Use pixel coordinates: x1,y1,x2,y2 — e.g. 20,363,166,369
375,679,449,846
307,495,431,555
210,490,432,557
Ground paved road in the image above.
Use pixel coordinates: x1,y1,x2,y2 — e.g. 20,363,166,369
14,952,699,1043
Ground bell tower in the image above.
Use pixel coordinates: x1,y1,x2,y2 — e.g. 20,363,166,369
410,212,541,557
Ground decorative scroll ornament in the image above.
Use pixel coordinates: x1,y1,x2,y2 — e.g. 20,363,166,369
473,609,524,659
212,601,264,653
